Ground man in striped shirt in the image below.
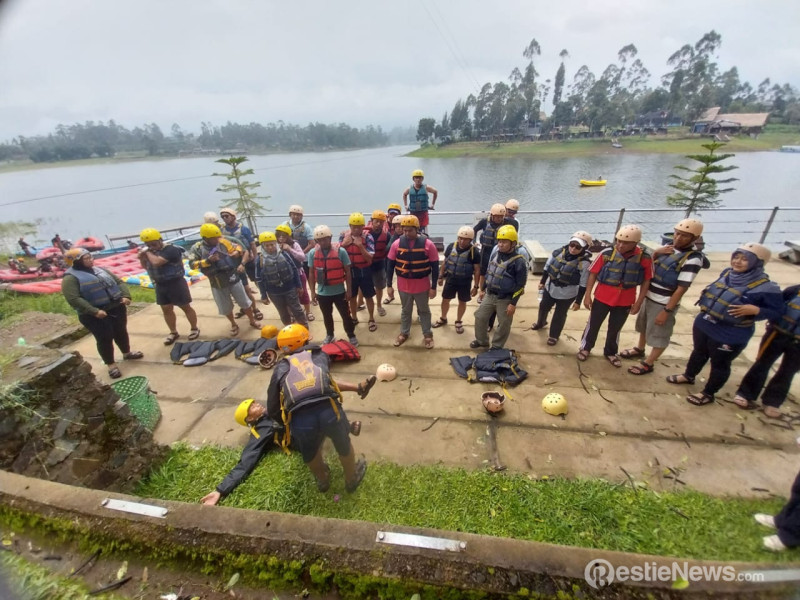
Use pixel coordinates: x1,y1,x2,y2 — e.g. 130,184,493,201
622,219,705,375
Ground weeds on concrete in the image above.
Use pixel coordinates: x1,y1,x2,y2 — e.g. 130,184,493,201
137,444,792,564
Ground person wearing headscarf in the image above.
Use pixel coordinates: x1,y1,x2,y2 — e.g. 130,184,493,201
667,243,783,406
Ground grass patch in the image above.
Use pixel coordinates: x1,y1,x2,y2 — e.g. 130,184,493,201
0,550,124,600
137,444,793,564
0,288,155,322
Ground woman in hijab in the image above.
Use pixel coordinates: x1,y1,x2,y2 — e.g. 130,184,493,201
530,231,593,346
61,248,143,379
667,242,783,406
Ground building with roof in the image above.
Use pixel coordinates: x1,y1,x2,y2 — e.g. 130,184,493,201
692,107,770,135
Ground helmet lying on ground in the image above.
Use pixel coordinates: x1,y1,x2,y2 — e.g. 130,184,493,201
482,391,505,414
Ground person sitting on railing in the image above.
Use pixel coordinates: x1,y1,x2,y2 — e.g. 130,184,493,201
402,169,437,235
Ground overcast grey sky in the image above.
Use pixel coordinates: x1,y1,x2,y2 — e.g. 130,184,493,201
0,0,798,141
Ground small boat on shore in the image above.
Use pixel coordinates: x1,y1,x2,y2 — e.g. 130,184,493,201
580,179,607,187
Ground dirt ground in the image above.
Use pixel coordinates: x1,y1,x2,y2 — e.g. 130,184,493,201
0,311,77,349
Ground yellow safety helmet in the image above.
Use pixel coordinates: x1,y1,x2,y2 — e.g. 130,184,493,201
64,247,90,267
505,198,520,211
313,225,333,240
349,212,366,226
490,203,507,216
737,242,771,263
496,225,518,243
401,215,420,228
260,324,279,339
277,323,310,353
289,204,304,215
275,223,293,237
572,231,593,245
200,223,222,239
674,218,704,237
235,399,255,427
615,224,642,243
139,228,162,243
457,226,475,240
259,231,277,244
387,203,402,214
412,169,424,178
542,393,568,416
372,210,387,222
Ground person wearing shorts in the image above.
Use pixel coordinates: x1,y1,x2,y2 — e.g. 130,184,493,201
433,226,480,335
339,213,377,332
402,169,437,235
368,210,391,314
138,227,200,345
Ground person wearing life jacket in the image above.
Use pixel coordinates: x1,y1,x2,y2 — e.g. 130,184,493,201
220,207,263,322
504,198,521,230
266,324,373,494
668,242,782,407
733,284,800,419
471,225,527,350
307,224,358,347
432,226,481,335
256,231,308,329
402,169,438,234
188,223,261,337
474,203,516,278
339,213,377,332
387,214,440,348
531,231,593,346
367,210,391,315
61,247,143,379
578,224,653,367
620,219,706,375
138,228,200,345
276,223,315,324
282,204,315,256
383,213,404,305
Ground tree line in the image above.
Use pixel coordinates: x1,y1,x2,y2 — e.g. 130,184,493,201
0,120,392,163
417,31,800,142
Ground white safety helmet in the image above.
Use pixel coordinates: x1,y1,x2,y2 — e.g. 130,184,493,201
505,198,520,211
203,211,220,224
313,225,333,240
376,363,397,382
457,226,475,240
490,203,507,217
289,204,304,215
737,242,771,263
482,391,505,414
572,231,593,245
615,224,642,243
674,218,703,237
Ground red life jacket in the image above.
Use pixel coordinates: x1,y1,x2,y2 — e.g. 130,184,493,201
370,225,390,261
341,231,372,269
313,244,346,286
321,339,361,362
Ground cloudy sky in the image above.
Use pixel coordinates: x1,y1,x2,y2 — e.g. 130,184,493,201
0,0,797,141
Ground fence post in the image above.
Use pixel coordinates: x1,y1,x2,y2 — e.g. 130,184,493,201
760,207,779,244
615,208,626,235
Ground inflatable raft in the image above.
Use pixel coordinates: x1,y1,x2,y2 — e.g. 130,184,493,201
579,179,607,187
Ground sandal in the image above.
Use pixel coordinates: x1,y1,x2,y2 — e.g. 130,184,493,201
606,354,622,368
234,309,245,319
432,317,448,328
470,340,489,349
316,463,331,493
393,333,409,347
188,328,201,341
377,306,387,317
250,322,262,330
307,313,316,322
230,324,240,337
619,346,645,359
312,298,319,307
345,457,367,493
763,406,783,419
628,361,654,375
368,320,377,332
546,337,557,346
577,349,590,361
108,366,122,379
733,395,757,410
529,322,547,331
163,332,180,346
666,374,694,385
424,335,434,349
253,309,264,320
383,295,395,305
687,392,715,406
123,351,144,360
455,320,464,334
351,317,360,325
350,420,362,436
357,375,377,399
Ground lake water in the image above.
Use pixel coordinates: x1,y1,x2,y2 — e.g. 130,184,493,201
1,145,799,251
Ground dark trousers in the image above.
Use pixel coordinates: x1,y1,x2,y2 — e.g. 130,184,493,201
78,303,130,365
737,330,800,408
684,325,747,396
580,299,630,356
776,469,800,547
536,289,576,340
318,292,355,338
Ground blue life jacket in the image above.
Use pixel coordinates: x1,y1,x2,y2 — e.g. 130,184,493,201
66,267,123,308
775,290,800,340
408,184,429,212
597,248,646,289
485,252,523,295
146,245,186,283
280,350,341,414
545,247,585,286
395,236,431,279
697,268,770,327
480,221,501,248
287,221,309,249
653,249,701,290
259,250,295,288
443,244,475,280
223,223,251,250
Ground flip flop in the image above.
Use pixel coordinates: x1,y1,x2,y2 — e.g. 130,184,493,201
230,324,240,337
307,313,316,321
188,328,201,341
357,375,377,399
383,296,395,305
423,335,434,349
733,395,757,409
377,306,387,317
163,332,180,346
368,320,377,332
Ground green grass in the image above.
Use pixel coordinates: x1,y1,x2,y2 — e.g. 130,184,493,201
0,288,155,322
137,444,794,564
0,551,124,600
409,125,800,158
